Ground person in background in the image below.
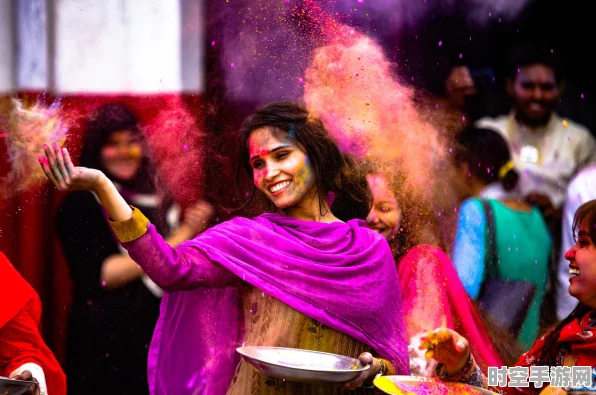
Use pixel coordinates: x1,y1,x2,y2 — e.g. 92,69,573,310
476,43,596,222
476,42,596,330
350,164,504,375
425,62,479,136
557,165,596,320
424,199,596,395
420,61,481,254
444,65,478,121
451,127,551,349
55,103,210,395
0,251,67,395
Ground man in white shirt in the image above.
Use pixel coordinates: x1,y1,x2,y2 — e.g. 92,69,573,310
476,43,596,327
556,166,596,319
476,45,596,220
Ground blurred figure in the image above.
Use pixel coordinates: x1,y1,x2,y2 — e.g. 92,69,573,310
557,165,596,319
425,63,480,139
362,165,441,257
423,200,596,395
0,251,67,395
444,65,478,118
55,103,210,395
476,43,596,224
477,42,596,330
351,165,504,375
451,127,551,349
420,62,482,253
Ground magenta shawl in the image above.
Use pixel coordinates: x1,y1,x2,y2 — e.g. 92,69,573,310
397,245,504,373
122,213,409,394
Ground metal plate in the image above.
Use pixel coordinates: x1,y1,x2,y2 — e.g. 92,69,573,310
374,375,499,395
236,346,369,384
0,376,36,395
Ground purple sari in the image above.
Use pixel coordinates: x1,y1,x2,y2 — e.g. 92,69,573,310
122,213,409,394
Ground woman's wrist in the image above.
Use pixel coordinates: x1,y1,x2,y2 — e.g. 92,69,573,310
94,175,134,222
436,351,473,380
91,172,109,194
362,358,385,388
445,350,470,376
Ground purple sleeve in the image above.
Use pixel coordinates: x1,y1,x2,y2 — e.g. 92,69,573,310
122,224,240,292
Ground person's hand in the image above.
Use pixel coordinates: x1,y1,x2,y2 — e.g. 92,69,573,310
11,370,39,395
419,328,469,376
181,200,215,235
344,352,380,390
38,143,106,192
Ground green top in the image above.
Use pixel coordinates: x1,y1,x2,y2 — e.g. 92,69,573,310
453,198,552,349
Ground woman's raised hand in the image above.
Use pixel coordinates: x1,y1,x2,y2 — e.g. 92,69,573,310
39,143,105,192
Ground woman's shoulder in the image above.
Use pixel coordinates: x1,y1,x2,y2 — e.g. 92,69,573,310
199,214,272,237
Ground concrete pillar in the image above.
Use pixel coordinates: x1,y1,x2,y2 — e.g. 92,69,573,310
0,1,15,93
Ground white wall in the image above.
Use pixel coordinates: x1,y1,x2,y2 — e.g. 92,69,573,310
54,0,183,93
1,0,204,94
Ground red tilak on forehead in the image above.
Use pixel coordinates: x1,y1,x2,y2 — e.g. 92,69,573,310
248,142,270,160
248,134,270,158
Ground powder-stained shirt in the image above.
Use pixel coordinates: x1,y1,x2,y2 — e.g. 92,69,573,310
476,113,596,208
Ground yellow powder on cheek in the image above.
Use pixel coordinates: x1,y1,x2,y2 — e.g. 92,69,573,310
129,145,142,159
293,160,313,193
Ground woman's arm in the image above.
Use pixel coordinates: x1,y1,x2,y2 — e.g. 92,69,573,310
41,144,237,291
110,208,238,291
100,202,215,289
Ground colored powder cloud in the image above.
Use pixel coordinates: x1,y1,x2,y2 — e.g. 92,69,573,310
218,0,314,101
143,98,205,206
0,98,73,198
304,33,450,209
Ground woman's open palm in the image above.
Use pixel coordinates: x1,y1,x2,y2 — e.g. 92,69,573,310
39,143,104,192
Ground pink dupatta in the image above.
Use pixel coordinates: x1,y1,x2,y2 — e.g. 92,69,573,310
397,245,504,373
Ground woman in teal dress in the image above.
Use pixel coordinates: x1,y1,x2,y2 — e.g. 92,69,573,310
451,127,551,349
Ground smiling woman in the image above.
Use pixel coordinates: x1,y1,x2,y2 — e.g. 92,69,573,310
39,101,410,394
247,127,316,213
238,101,372,223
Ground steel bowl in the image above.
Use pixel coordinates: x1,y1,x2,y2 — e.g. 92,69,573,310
374,375,499,395
0,376,36,395
236,346,370,384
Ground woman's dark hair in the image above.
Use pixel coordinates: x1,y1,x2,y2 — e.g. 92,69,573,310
80,103,158,194
534,200,596,365
573,199,596,244
454,127,519,191
237,101,372,222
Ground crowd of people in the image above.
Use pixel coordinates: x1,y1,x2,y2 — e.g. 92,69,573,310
1,41,595,395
